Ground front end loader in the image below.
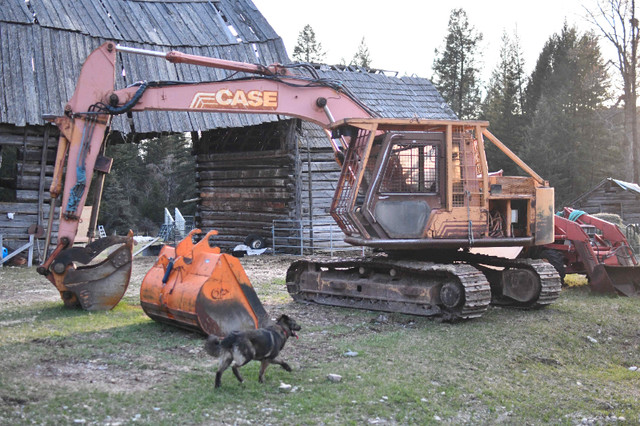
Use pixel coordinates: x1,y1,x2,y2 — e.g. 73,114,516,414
546,208,640,296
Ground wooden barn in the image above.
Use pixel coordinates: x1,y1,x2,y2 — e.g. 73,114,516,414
569,178,640,225
0,0,454,260
0,0,288,261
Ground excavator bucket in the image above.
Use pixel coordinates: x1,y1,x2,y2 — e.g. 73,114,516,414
42,231,134,310
590,264,640,297
140,229,270,336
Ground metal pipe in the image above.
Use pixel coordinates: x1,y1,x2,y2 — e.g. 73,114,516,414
116,45,167,58
42,197,57,258
482,129,545,185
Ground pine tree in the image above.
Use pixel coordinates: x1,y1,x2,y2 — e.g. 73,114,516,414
99,134,196,236
292,24,326,63
351,37,372,68
586,0,640,182
522,25,621,204
482,31,527,174
432,9,483,119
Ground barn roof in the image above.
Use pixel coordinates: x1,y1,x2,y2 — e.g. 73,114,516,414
299,67,455,148
570,177,640,205
1,0,453,136
0,0,287,131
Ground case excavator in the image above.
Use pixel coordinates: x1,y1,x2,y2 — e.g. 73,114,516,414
37,42,561,333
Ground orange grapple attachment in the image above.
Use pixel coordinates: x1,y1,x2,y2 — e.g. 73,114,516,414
140,229,270,336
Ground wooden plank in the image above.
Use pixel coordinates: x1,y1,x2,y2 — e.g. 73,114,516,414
18,148,57,162
197,150,292,163
16,190,39,202
199,188,292,200
17,163,55,175
197,168,292,180
200,199,291,212
198,178,292,188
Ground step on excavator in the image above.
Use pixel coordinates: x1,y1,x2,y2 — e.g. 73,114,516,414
37,42,561,333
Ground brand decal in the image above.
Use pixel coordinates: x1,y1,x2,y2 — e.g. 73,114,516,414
190,89,278,110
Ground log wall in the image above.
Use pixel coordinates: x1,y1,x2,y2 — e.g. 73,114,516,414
195,121,299,249
0,124,59,260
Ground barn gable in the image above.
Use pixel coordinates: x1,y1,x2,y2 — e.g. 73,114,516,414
569,177,640,224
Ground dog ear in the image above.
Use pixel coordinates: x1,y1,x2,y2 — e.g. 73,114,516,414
277,314,289,323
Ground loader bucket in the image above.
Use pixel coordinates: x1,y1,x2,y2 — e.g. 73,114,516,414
140,229,270,336
43,231,134,310
590,264,640,297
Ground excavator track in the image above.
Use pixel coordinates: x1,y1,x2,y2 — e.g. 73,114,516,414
460,253,562,309
286,257,491,321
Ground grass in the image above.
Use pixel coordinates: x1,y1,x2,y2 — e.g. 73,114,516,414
0,261,639,425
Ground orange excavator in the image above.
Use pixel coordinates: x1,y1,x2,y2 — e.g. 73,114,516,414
38,42,560,333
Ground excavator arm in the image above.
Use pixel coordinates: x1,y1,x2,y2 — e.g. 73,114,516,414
38,42,372,311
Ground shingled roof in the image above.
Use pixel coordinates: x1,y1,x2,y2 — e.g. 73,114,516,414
1,0,453,135
0,0,287,132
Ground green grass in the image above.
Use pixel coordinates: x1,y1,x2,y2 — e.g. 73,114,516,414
0,264,639,425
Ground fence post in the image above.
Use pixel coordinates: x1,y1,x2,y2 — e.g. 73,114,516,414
272,221,275,255
28,235,34,267
299,221,303,256
329,224,334,257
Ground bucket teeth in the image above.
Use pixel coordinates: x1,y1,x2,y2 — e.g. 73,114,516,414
140,229,269,336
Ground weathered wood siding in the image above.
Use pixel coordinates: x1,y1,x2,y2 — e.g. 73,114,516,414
195,121,298,249
0,124,59,256
572,185,640,224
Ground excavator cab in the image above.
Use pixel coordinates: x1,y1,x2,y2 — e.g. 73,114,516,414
328,119,555,251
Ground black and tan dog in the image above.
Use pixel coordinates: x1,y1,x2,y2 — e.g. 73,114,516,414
204,314,301,388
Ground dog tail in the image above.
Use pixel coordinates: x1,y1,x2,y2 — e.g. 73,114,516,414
204,335,223,358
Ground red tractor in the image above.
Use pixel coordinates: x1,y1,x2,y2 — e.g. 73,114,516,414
542,207,640,296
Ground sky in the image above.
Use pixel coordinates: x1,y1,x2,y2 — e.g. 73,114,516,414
251,0,598,83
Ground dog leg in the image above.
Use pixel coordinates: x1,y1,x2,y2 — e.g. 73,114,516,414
232,366,244,383
215,356,232,389
258,360,270,383
270,358,292,372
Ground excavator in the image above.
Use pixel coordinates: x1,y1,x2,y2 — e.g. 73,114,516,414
37,42,561,334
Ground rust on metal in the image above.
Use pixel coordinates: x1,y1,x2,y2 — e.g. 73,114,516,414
140,229,269,336
43,231,134,310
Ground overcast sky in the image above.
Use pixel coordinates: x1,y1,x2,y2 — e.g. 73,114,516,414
251,0,598,83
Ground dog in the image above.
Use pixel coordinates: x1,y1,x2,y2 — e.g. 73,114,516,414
204,314,301,388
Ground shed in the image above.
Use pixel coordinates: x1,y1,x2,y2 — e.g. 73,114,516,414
569,178,640,224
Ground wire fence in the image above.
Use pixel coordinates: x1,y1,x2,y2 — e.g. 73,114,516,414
626,223,640,260
271,219,366,257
